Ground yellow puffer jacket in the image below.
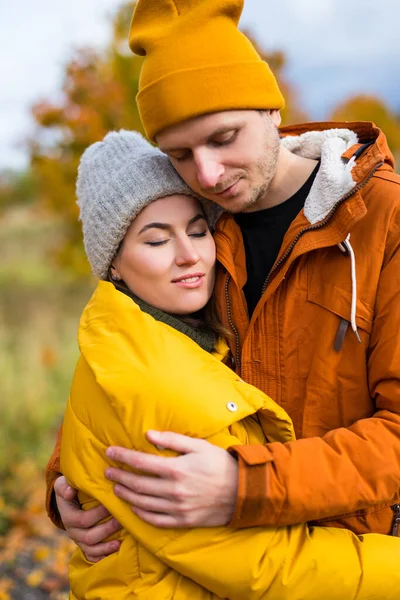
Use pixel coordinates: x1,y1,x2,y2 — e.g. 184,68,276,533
61,281,400,600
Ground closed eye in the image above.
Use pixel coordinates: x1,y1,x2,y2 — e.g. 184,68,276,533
145,240,169,247
173,154,190,162
189,230,207,238
169,150,192,162
210,131,238,147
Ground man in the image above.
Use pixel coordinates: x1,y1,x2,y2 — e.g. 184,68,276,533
46,0,400,562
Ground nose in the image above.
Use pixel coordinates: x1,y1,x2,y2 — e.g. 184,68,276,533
175,236,200,266
194,150,224,190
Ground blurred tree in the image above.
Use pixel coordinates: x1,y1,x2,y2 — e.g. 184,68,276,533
330,95,400,168
29,2,143,275
242,33,309,125
29,3,307,273
0,169,37,210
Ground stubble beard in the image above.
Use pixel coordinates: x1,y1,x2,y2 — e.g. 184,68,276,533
224,121,281,214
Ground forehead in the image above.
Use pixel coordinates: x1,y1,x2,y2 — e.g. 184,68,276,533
133,195,202,225
156,110,252,149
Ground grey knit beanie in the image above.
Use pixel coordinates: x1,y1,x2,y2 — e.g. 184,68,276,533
77,130,217,279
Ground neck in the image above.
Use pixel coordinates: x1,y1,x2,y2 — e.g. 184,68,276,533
257,146,318,211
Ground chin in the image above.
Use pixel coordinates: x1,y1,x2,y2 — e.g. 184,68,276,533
215,192,257,214
175,297,209,316
222,199,255,214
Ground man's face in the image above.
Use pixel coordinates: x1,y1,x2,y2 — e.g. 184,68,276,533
156,110,282,213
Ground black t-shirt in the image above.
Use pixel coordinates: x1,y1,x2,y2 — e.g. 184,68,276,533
234,163,319,316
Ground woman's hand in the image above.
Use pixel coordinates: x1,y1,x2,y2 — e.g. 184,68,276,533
105,431,239,528
54,476,122,562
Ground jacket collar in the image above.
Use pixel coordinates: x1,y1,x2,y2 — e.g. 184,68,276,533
115,284,218,354
281,128,359,224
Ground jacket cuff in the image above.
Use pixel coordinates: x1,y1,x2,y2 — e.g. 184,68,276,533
228,444,275,528
45,458,65,530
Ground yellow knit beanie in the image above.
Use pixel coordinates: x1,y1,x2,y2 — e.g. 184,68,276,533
129,0,285,141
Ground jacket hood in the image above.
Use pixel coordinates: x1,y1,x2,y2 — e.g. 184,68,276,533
280,121,394,169
282,128,357,224
280,121,392,225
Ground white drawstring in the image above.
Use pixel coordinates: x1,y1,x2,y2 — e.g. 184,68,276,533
338,234,361,343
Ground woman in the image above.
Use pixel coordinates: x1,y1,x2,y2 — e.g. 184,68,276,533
58,130,400,599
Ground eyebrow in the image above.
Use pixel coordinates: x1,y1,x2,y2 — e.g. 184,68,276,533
161,125,241,154
138,213,207,235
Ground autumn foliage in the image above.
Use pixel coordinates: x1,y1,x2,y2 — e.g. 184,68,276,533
29,2,143,273
0,460,74,599
331,94,400,163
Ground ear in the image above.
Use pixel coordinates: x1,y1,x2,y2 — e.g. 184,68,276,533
269,109,282,127
110,264,122,282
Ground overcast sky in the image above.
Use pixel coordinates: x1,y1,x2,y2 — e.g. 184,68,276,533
1,0,399,169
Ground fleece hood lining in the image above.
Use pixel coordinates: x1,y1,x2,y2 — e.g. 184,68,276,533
281,128,359,225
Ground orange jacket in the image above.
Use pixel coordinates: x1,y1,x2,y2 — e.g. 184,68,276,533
215,121,400,535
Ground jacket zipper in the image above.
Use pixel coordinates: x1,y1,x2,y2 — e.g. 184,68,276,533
391,504,400,536
224,160,383,373
225,275,241,370
260,162,383,296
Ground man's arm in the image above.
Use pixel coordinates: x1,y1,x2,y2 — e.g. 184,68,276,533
45,423,65,529
228,215,400,528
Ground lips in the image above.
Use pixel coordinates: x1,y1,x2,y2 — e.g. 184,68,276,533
172,272,204,283
171,273,205,289
214,178,241,198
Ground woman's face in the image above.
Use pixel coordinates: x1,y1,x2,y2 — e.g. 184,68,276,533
112,195,216,315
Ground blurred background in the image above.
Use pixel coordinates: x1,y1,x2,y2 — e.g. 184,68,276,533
1,1,399,597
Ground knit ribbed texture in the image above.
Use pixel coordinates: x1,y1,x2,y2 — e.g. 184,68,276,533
129,0,285,140
117,284,218,354
77,130,215,279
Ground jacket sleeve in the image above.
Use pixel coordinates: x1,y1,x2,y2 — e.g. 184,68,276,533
229,201,400,529
61,400,400,600
45,423,64,529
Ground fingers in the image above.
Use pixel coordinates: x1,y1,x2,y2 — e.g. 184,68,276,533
57,490,112,530
106,435,207,476
132,508,189,529
105,467,175,498
76,504,115,529
54,475,78,502
106,446,176,477
57,496,122,563
68,516,122,547
80,539,122,563
146,430,207,454
131,506,181,529
65,515,122,562
113,483,177,513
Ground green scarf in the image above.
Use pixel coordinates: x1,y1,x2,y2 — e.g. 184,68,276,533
117,285,217,354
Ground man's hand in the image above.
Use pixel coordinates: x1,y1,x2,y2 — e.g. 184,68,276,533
54,476,122,562
105,431,238,528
